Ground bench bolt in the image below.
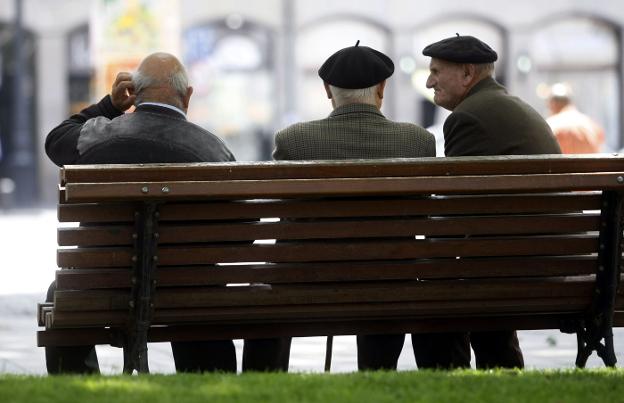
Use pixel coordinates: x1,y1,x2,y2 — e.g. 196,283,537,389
141,186,149,194
617,176,624,184
161,186,170,193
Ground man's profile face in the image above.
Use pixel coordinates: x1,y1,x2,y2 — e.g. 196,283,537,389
426,58,466,111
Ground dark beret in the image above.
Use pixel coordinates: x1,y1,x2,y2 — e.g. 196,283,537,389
422,35,498,63
318,41,394,89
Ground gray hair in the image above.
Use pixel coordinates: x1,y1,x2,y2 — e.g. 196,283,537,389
132,66,189,103
474,62,495,78
329,84,378,107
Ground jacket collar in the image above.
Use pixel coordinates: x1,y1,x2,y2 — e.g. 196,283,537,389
329,103,385,118
464,76,506,99
135,103,187,120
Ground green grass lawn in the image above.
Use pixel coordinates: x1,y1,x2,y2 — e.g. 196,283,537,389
1,369,623,403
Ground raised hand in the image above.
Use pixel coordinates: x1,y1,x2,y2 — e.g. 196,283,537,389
110,72,136,112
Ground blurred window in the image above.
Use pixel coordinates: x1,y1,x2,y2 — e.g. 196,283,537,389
184,18,275,161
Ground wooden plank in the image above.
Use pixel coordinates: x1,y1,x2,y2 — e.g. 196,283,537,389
52,277,594,312
60,154,624,184
63,173,624,202
57,247,133,268
54,256,598,290
37,303,53,326
56,214,599,247
58,226,135,246
157,194,603,221
58,203,136,223
39,312,586,346
56,268,132,290
47,297,590,328
152,214,600,244
156,236,599,265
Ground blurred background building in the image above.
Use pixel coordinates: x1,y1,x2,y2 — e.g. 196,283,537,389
0,0,622,207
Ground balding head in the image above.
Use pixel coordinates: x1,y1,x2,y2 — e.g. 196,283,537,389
132,52,193,112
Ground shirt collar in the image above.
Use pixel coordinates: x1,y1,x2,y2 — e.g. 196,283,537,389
137,102,186,118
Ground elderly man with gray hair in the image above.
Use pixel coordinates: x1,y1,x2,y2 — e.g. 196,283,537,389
44,52,241,374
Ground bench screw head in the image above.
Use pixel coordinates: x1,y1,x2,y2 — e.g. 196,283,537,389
131,277,137,284
153,256,158,262
132,233,138,239
154,233,159,239
141,186,149,194
131,255,137,262
618,176,624,184
129,301,135,308
161,186,170,193
599,266,605,272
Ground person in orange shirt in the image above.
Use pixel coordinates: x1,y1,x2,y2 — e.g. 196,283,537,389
546,83,605,154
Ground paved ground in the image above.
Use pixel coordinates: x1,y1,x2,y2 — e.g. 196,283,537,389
1,209,622,374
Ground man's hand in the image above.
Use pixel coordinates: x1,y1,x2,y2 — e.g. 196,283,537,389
110,72,136,112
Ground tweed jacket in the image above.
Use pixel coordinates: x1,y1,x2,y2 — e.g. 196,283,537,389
273,103,435,160
45,95,234,166
444,77,561,156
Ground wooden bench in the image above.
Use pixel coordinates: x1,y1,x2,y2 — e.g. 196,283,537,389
37,154,624,373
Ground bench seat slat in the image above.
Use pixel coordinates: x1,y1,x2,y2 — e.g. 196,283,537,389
56,236,599,267
53,277,594,312
157,194,603,221
54,256,598,290
62,173,624,202
60,155,624,184
47,297,593,328
57,193,602,222
57,214,600,247
41,312,622,346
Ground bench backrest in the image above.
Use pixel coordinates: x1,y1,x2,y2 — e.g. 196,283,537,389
45,155,624,342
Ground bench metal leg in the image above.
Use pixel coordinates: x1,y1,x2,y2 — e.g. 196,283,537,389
574,190,623,368
123,202,159,374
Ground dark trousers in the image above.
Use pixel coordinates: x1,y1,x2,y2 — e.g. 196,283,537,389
359,331,523,370
45,281,291,373
412,331,524,369
358,332,471,370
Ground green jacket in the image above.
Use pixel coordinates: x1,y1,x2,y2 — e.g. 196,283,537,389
274,103,435,160
444,77,561,156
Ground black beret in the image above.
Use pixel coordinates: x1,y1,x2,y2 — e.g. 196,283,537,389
422,35,498,63
318,40,394,89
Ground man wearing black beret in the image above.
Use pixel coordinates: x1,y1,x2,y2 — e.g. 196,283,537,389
417,35,561,370
273,42,435,370
273,41,434,160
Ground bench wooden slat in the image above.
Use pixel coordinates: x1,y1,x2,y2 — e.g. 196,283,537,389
62,173,624,202
58,193,602,222
56,236,599,267
53,277,594,312
48,297,593,328
60,154,624,184
40,312,611,346
57,235,599,268
58,202,136,223
57,214,600,246
54,256,598,290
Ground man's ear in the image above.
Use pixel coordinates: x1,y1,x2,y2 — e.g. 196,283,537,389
462,64,477,87
183,86,193,110
324,82,333,99
377,80,386,99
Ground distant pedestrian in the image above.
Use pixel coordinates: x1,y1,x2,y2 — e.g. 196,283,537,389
547,82,605,154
